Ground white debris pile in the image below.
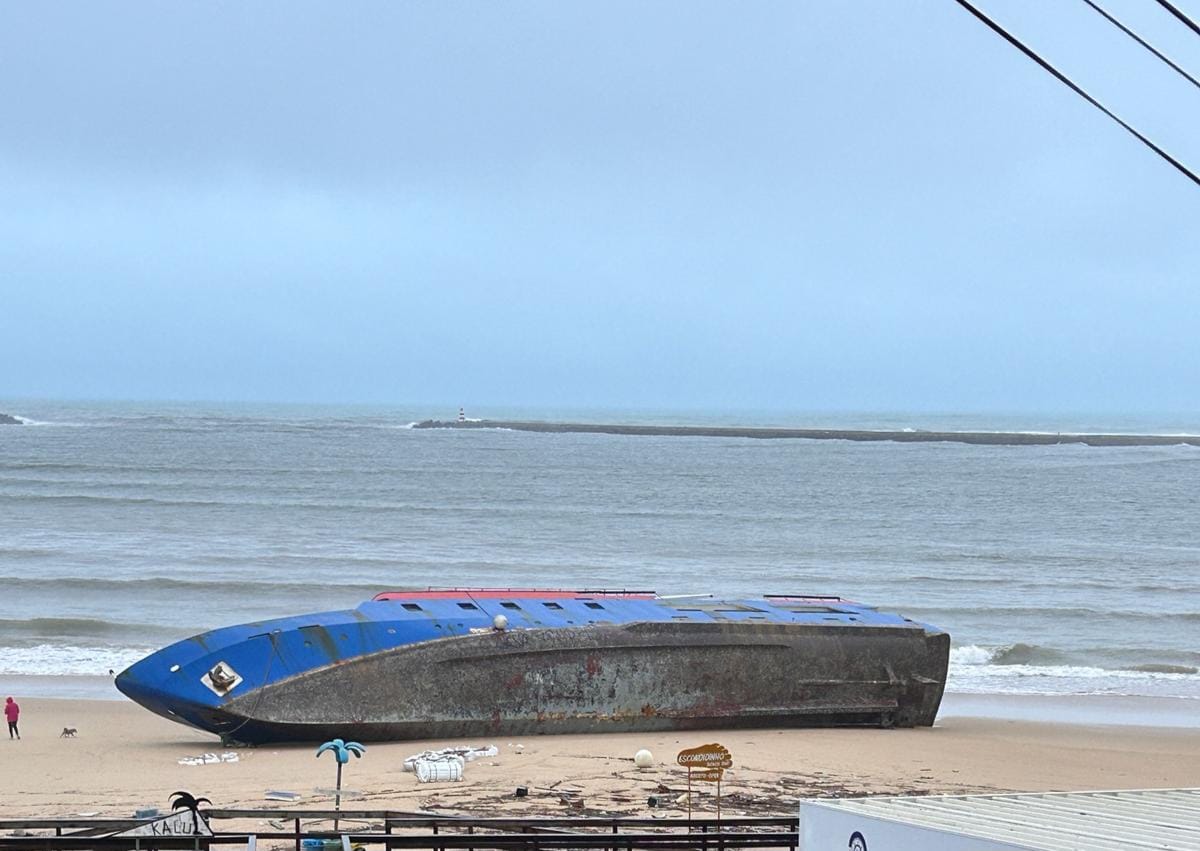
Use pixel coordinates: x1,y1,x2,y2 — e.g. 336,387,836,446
403,744,497,783
402,744,498,773
177,751,240,766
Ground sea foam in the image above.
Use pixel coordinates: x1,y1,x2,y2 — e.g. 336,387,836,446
0,644,152,677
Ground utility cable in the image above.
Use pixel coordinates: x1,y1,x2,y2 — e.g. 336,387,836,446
1155,0,1200,39
1082,0,1200,90
953,0,1200,188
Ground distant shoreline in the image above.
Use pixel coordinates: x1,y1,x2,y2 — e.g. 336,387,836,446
414,419,1200,447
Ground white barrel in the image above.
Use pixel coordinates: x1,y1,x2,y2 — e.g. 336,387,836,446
415,758,464,783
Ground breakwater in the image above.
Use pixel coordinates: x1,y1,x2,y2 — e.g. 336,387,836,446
413,419,1200,447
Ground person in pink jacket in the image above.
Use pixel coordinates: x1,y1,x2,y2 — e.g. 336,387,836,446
5,697,19,740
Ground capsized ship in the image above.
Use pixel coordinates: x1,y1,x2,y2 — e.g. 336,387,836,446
116,589,950,744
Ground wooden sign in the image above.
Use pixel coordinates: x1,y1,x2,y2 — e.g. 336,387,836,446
676,743,732,770
677,743,733,824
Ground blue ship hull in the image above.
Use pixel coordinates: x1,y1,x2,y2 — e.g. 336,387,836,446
116,590,949,744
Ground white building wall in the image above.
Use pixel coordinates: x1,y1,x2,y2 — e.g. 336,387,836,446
800,804,1032,851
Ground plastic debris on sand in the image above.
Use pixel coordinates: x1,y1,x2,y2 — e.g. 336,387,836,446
178,751,240,766
402,744,498,772
414,759,463,783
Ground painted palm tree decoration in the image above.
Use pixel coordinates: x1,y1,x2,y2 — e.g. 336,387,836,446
316,738,366,829
169,791,212,835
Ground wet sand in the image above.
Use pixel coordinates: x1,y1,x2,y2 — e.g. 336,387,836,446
1,697,1198,819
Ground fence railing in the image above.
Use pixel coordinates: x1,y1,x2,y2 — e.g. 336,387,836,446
0,810,800,851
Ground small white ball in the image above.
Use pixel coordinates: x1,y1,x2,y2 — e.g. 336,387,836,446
634,748,654,768
493,614,509,631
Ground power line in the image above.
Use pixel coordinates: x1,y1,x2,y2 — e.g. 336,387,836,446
953,0,1200,188
1155,0,1200,39
1082,0,1200,90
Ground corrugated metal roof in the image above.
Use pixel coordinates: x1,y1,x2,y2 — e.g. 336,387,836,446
805,788,1200,851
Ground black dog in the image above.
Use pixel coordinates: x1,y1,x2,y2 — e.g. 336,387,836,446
60,727,77,738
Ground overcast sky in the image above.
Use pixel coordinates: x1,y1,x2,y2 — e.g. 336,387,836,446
3,0,1198,412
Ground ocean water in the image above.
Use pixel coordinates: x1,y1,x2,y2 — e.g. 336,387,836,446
1,400,1198,705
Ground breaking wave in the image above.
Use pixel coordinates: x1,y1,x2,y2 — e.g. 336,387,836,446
990,642,1070,666
0,415,86,427
1125,663,1200,675
951,643,1200,670
948,642,1200,698
950,638,1195,681
0,644,152,677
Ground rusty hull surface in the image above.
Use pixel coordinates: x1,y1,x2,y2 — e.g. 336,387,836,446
215,621,949,744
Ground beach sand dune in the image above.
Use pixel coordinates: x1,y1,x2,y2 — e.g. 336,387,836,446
1,698,1198,819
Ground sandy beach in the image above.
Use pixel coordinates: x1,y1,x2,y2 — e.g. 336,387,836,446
1,697,1197,820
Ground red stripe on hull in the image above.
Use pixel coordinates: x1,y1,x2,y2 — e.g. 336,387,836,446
372,588,656,601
